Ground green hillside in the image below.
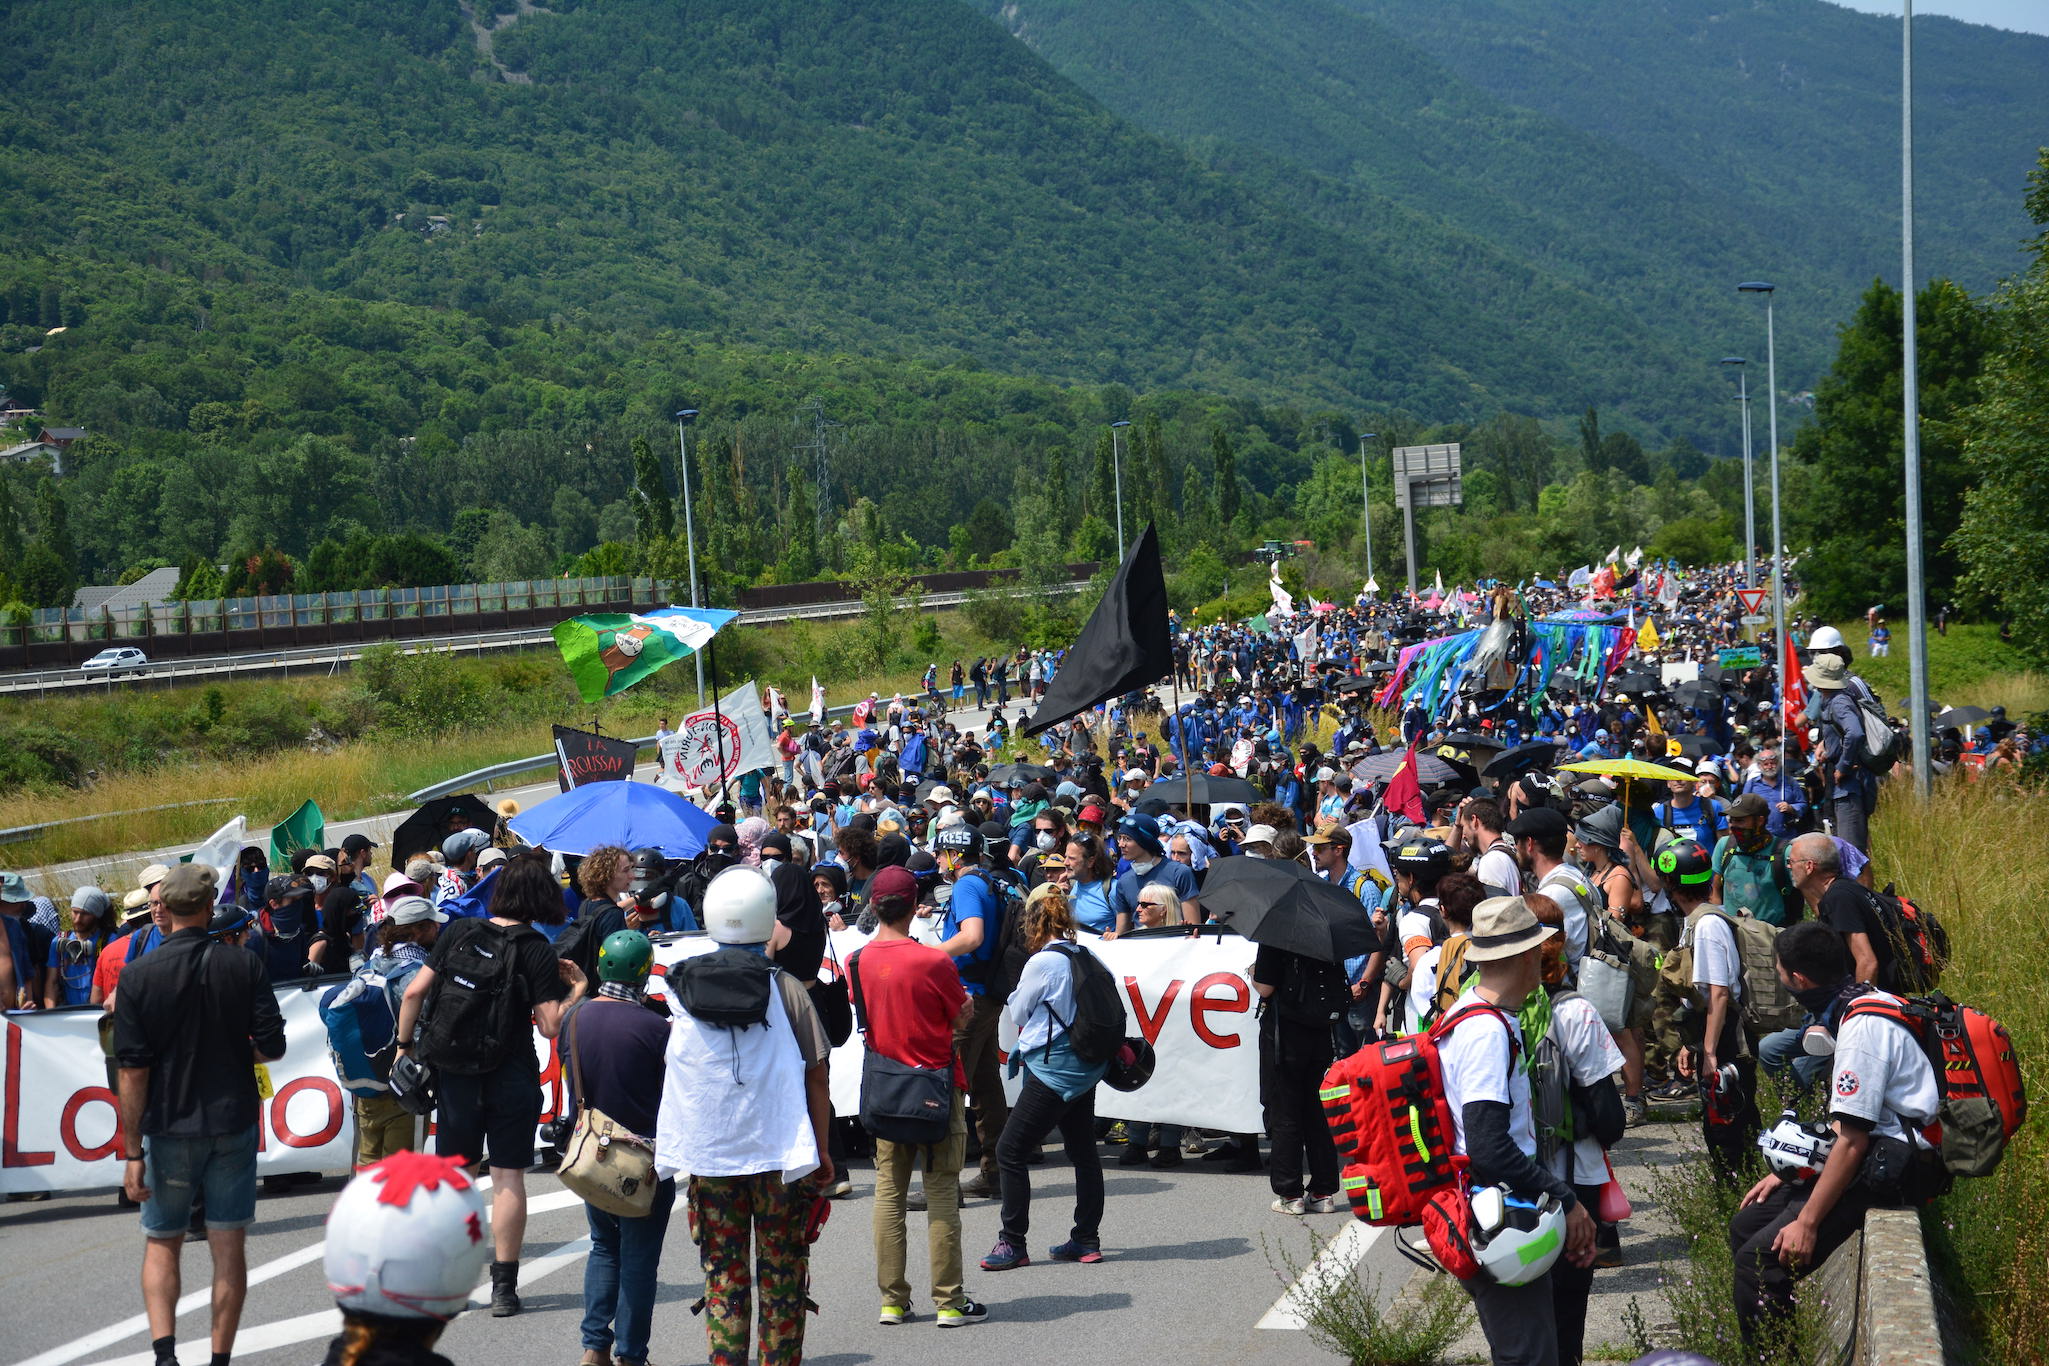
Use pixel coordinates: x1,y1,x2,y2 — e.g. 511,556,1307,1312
982,0,2049,395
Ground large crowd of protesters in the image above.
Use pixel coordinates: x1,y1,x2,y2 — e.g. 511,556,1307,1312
2,554,2038,1366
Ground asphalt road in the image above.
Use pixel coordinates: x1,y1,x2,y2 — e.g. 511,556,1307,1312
1,1142,1400,1366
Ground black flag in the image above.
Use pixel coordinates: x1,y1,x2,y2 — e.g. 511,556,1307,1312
1023,523,1173,736
553,725,641,791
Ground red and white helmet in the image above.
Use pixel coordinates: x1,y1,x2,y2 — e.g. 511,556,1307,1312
325,1152,490,1320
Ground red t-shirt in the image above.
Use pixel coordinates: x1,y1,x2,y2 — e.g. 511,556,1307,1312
851,937,967,1087
93,932,134,1003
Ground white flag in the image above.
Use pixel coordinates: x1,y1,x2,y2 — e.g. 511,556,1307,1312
1363,577,1378,597
1433,569,1445,597
190,816,248,893
1626,545,1643,570
1605,545,1621,566
809,676,826,724
1269,562,1294,617
663,680,779,789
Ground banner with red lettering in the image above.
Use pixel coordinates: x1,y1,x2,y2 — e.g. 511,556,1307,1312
1,930,1260,1193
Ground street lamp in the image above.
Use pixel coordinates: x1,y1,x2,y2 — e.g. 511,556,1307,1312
1358,432,1377,592
1736,283,1786,729
1110,419,1131,563
675,407,704,706
1719,358,1756,588
1901,0,1932,792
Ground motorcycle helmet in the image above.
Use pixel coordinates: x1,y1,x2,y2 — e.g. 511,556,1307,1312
597,930,654,986
934,823,984,862
702,866,777,945
325,1151,490,1321
1103,1036,1156,1093
1758,1109,1836,1182
628,847,672,917
1468,1185,1567,1287
1388,837,1453,876
1655,837,1714,889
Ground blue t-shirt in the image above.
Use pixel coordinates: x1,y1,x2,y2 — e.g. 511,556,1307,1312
47,933,99,1005
1069,880,1117,935
941,873,999,996
1113,858,1198,925
1657,797,1725,846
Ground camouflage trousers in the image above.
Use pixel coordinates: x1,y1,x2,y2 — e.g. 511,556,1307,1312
1639,913,1684,1080
686,1173,812,1366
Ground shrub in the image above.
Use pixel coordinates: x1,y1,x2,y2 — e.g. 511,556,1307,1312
0,720,87,790
1267,1231,1472,1366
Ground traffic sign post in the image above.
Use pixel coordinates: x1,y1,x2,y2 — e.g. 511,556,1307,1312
1735,587,1768,615
1392,443,1462,600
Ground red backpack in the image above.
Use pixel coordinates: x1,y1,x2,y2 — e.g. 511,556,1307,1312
1840,992,2024,1179
1321,1002,1518,1226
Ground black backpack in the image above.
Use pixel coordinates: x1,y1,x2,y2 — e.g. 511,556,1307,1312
552,902,618,985
955,869,1025,996
1276,952,1351,1028
1042,942,1126,1065
671,947,774,1030
416,920,536,1076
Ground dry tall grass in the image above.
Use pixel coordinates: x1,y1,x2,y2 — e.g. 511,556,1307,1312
1869,774,2049,1364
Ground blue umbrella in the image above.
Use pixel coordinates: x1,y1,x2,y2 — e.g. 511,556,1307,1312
507,781,717,858
1533,579,1558,590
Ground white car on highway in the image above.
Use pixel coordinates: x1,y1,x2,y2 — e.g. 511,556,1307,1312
80,646,149,674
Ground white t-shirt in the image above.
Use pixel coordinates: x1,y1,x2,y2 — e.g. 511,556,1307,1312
1546,993,1625,1185
1438,988,1535,1159
1397,903,1442,1032
1475,842,1522,896
1690,910,1743,998
1536,864,1593,966
1831,993,1942,1145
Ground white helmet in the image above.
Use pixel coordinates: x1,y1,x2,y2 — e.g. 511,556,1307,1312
324,1152,489,1321
702,866,777,945
1758,1111,1836,1183
1468,1185,1567,1287
1807,625,1845,652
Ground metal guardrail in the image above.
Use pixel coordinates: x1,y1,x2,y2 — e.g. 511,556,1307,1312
0,796,240,847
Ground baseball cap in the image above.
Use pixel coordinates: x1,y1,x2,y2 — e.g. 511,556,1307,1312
868,864,919,912
1313,767,1338,782
341,833,378,855
385,896,448,926
1503,807,1569,840
1078,803,1108,825
1304,825,1351,847
159,863,218,918
268,873,312,904
302,853,338,874
476,846,509,870
442,829,491,860
1727,792,1770,821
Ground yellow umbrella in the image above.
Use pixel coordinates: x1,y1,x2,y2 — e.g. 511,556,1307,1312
1559,757,1696,782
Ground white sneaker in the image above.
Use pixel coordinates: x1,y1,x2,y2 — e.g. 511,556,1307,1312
1303,1195,1341,1214
1271,1196,1307,1215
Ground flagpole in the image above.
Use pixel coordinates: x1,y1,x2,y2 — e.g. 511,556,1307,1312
1169,661,1196,817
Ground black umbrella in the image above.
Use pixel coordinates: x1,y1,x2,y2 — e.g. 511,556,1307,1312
1351,749,1460,785
1932,705,1990,729
1139,772,1260,807
1331,675,1381,696
1437,730,1507,759
1198,856,1378,963
986,762,1056,786
1481,741,1561,781
1671,733,1720,759
1670,679,1724,711
390,793,499,870
1608,669,1663,698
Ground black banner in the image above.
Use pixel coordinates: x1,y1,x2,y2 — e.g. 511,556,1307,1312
553,725,640,790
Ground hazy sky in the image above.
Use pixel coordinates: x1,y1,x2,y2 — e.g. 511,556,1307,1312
1824,0,2049,37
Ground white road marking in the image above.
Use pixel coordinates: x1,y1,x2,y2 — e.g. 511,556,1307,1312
1256,1218,1386,1330
72,1232,595,1366
15,1186,586,1366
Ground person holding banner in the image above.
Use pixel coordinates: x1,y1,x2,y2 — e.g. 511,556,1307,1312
114,863,289,1366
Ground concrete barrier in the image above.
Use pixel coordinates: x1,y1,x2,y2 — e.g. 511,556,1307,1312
1807,1206,1948,1366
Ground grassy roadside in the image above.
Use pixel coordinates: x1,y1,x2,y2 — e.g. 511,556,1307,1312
0,608,1012,875
1823,621,2044,714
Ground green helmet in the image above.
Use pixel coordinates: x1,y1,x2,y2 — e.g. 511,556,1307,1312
596,929,654,985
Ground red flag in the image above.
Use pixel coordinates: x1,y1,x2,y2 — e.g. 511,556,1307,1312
1381,739,1427,825
1781,631,1809,752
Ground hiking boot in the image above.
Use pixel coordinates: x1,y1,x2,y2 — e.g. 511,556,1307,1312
980,1239,1029,1271
1117,1144,1152,1167
959,1174,998,1200
1049,1239,1104,1263
935,1299,989,1327
1102,1121,1128,1145
1622,1094,1650,1127
489,1259,522,1317
906,1188,927,1211
1149,1148,1184,1169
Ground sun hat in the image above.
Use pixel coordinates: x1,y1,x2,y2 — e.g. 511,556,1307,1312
121,888,153,922
1802,656,1849,691
1464,896,1558,962
385,896,448,926
0,872,28,903
381,871,423,899
139,863,171,891
475,846,509,871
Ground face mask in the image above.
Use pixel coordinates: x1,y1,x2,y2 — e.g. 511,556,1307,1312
1791,981,1841,1015
309,875,330,893
1035,832,1057,852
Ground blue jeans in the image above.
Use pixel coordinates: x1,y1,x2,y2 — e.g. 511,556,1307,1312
581,1178,676,1362
139,1128,258,1239
1756,1025,1827,1099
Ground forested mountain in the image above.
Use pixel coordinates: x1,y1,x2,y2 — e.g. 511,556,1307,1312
984,0,2048,394
0,0,2040,608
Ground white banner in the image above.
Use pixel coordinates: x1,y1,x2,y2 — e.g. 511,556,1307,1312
0,929,1262,1194
659,681,778,787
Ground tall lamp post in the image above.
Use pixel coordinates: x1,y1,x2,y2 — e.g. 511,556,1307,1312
1358,431,1377,593
1737,283,1785,727
1110,419,1131,563
1720,357,1757,587
675,407,704,706
1901,0,1932,792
